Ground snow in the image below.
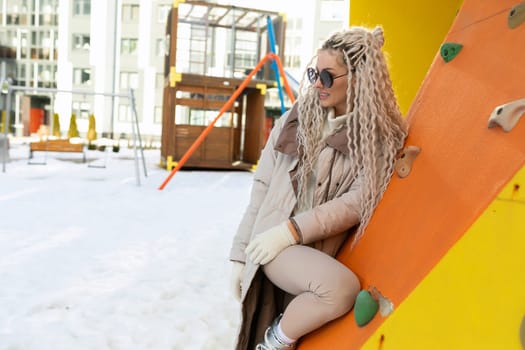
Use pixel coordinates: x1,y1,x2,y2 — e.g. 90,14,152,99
0,140,249,349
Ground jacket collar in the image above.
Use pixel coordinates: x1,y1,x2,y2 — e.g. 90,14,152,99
274,104,351,156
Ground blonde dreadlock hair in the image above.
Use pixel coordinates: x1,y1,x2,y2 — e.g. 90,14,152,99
295,26,407,245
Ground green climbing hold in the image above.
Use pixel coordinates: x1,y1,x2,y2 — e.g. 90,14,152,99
354,289,379,327
440,42,463,63
508,2,525,29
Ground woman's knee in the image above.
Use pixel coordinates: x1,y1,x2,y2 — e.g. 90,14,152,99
329,268,361,317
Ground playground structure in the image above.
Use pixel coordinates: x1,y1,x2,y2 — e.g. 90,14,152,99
158,52,294,190
162,0,525,347
1,85,147,185
160,0,287,171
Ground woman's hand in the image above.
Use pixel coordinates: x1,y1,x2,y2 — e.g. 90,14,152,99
245,222,297,265
230,261,245,301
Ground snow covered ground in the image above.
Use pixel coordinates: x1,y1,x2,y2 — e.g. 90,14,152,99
0,140,250,349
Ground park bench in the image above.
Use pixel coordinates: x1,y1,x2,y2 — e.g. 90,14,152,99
29,139,86,164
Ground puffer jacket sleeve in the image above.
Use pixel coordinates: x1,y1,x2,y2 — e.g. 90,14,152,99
229,113,289,262
290,173,363,245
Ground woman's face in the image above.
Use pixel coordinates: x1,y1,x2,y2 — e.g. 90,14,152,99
313,49,349,115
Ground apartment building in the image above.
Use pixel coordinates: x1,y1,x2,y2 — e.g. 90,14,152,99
0,0,347,139
0,0,172,139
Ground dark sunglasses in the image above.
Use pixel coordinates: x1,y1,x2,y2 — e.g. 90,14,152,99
307,67,347,88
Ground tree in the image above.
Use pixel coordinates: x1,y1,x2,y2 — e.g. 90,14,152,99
87,114,97,142
52,113,61,137
67,113,79,138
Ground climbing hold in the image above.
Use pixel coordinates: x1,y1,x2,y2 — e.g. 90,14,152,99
508,2,525,29
369,286,395,317
395,145,421,178
354,289,379,327
487,98,525,132
440,42,463,63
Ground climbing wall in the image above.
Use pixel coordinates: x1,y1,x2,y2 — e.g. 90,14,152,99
298,0,525,349
349,0,463,115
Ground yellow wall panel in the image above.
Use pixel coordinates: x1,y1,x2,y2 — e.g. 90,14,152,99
362,167,525,349
299,2,525,348
349,0,463,115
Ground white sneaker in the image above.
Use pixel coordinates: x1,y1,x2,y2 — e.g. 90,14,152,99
255,315,296,350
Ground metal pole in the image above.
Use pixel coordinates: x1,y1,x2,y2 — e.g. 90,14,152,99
2,87,11,173
1,64,7,173
230,7,236,77
128,89,148,184
128,89,141,186
7,85,128,98
130,89,147,179
110,0,119,138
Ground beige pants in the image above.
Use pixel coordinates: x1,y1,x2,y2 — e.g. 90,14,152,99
263,245,360,340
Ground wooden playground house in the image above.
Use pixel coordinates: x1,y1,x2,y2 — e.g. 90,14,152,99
161,0,286,170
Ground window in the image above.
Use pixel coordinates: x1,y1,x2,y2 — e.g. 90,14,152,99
40,0,58,25
175,107,233,127
121,38,138,55
31,63,56,87
41,32,52,49
31,31,39,46
72,34,90,50
16,63,27,86
189,110,232,127
119,71,139,89
73,68,91,85
73,0,91,16
122,4,139,22
6,14,20,25
72,101,91,119
158,5,170,23
118,104,131,122
156,38,166,56
18,30,29,59
40,0,55,6
28,30,54,59
285,55,301,70
38,63,54,82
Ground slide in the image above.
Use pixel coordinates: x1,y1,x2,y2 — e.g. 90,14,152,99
298,0,525,349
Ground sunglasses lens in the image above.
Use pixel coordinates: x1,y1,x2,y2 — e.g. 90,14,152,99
307,68,338,88
307,68,317,84
319,70,334,88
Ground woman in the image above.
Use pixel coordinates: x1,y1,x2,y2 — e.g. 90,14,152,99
229,26,407,350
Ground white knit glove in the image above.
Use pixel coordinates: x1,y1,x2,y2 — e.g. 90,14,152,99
230,261,245,302
245,222,297,265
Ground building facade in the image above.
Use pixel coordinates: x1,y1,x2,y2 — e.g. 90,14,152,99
0,0,171,140
0,0,347,140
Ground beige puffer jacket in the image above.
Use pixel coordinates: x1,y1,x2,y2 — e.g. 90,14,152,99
230,103,363,350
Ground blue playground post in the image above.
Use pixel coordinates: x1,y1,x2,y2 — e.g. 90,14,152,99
266,16,286,114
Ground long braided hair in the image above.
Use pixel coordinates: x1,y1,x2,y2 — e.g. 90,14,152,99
295,26,407,245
